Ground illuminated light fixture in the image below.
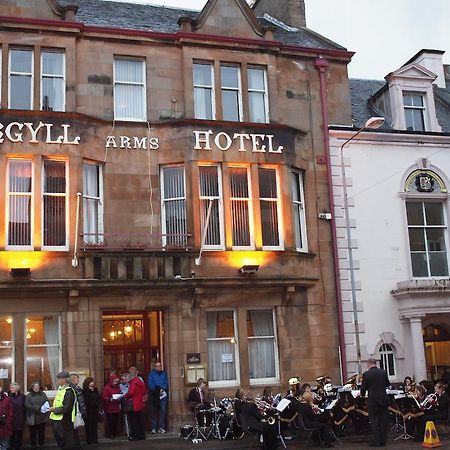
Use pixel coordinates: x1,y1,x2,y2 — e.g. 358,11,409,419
6,318,12,325
239,265,259,275
10,268,31,278
124,325,133,336
230,338,237,344
109,331,116,339
102,338,107,342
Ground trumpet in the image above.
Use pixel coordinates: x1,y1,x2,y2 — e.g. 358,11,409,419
420,393,438,410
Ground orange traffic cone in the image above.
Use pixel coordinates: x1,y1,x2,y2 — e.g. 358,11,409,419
423,421,441,448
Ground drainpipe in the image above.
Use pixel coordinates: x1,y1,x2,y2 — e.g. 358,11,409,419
314,56,348,382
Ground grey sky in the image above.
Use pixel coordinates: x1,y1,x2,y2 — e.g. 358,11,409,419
104,0,450,80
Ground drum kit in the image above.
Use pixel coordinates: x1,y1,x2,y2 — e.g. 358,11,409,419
180,397,244,442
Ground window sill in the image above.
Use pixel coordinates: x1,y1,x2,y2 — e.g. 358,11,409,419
250,378,280,387
208,381,240,389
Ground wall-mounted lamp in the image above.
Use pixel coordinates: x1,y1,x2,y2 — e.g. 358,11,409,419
239,265,259,275
10,268,31,278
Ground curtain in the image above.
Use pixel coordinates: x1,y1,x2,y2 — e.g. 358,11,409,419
42,52,64,111
10,49,32,110
259,168,280,247
193,64,213,120
230,167,251,247
199,166,221,246
83,165,100,244
43,317,60,390
248,311,276,379
163,167,186,246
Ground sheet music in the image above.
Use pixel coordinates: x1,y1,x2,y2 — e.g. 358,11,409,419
276,398,291,412
325,399,338,410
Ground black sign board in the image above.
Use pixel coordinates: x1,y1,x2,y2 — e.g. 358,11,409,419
186,353,201,364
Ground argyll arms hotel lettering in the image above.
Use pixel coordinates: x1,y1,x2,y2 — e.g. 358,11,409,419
0,121,80,144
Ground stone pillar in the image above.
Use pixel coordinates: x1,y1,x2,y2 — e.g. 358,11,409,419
409,316,427,380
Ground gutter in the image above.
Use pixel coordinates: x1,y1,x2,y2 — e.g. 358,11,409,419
314,57,348,381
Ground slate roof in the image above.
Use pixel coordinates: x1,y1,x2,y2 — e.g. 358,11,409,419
57,0,345,50
349,78,450,133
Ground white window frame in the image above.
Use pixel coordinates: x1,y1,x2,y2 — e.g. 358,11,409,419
41,159,69,251
160,165,187,248
8,48,34,110
220,64,243,122
259,166,284,251
199,163,225,250
193,62,216,120
229,165,255,250
247,66,269,124
24,315,62,395
292,170,308,252
82,163,104,245
0,316,15,389
206,309,240,389
406,200,449,279
379,343,396,378
6,159,34,251
248,308,280,386
113,57,147,122
40,49,66,112
403,91,427,132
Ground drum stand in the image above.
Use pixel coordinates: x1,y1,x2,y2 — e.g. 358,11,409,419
394,415,413,441
207,407,223,440
185,413,208,441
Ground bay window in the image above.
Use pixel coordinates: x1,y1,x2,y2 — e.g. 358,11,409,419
9,48,33,110
248,66,269,123
83,163,103,245
207,310,239,386
0,316,13,391
25,315,61,391
193,62,214,120
247,310,278,383
7,159,33,249
114,58,146,121
41,50,65,112
221,65,242,122
161,166,187,247
199,165,224,249
42,160,68,250
291,170,308,252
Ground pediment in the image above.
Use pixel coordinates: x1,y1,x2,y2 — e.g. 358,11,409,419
184,0,266,39
389,62,438,81
0,0,77,21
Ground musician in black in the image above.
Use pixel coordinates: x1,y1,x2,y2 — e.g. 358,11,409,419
360,357,390,447
187,378,210,412
418,382,449,440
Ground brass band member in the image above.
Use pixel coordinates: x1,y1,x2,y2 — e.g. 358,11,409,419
360,358,390,448
402,376,413,393
286,377,301,398
187,378,210,412
418,382,449,441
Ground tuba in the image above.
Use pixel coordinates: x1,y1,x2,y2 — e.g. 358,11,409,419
343,373,359,390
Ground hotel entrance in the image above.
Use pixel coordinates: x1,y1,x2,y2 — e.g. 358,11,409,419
424,323,450,381
102,311,163,381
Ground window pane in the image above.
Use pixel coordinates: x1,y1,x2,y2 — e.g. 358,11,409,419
411,109,425,131
260,201,279,247
208,340,236,382
221,66,239,89
115,59,144,83
406,203,424,225
387,353,395,376
163,167,185,199
230,168,249,198
200,166,219,197
163,167,186,246
83,164,100,198
403,94,413,107
115,84,145,120
259,168,277,199
222,90,239,121
427,228,446,252
248,68,265,90
0,348,13,391
193,63,212,86
408,228,426,251
9,160,32,193
10,75,32,110
207,311,234,338
247,310,274,337
412,95,424,107
0,317,13,346
42,52,64,76
230,168,251,247
43,196,66,246
44,161,66,193
194,87,213,120
199,166,221,247
10,49,32,73
248,310,275,379
8,196,31,246
429,252,449,276
425,203,444,225
249,92,266,123
411,252,428,277
42,77,64,112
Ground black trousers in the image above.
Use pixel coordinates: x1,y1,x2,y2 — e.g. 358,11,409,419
9,430,23,450
29,423,46,447
368,404,389,445
52,418,75,450
105,413,120,437
84,413,99,444
129,411,146,440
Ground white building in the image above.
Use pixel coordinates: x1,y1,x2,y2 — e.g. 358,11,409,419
329,49,450,383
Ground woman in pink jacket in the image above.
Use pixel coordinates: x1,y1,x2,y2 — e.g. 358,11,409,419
101,374,121,438
124,368,147,441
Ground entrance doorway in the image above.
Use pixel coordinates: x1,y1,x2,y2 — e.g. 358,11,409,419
102,311,163,382
423,324,450,381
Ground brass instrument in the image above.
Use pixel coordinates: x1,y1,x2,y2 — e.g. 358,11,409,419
267,415,276,425
420,393,438,410
343,373,359,390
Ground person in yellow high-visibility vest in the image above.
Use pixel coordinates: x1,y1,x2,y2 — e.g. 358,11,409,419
49,371,76,450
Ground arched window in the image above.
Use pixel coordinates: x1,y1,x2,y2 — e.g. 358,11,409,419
379,343,396,377
404,169,449,278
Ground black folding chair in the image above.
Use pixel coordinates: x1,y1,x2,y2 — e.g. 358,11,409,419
236,413,262,449
297,413,321,448
435,406,450,440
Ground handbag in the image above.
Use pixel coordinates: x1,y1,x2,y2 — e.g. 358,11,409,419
73,399,85,429
26,413,35,426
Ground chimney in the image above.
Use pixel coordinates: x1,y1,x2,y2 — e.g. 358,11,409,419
253,0,306,28
408,49,446,89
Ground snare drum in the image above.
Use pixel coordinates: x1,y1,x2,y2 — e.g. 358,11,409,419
195,406,214,427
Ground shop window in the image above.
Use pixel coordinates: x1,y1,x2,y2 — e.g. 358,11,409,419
403,92,426,131
41,50,65,112
259,167,283,249
291,170,308,252
83,163,103,245
7,159,33,249
114,58,146,121
25,315,61,391
161,166,187,247
42,159,68,250
248,66,269,123
199,165,224,250
229,166,254,249
0,316,13,391
9,48,33,110
207,310,239,387
247,310,279,383
221,65,242,122
379,343,396,377
193,62,214,120
406,201,448,277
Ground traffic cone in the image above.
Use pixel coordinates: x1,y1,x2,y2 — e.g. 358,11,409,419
423,421,441,448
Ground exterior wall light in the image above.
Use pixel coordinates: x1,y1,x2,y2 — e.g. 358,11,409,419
239,265,259,275
10,268,31,278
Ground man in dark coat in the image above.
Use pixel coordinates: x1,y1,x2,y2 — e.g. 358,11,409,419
360,358,390,447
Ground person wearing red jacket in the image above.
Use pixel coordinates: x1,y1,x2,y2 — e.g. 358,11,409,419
102,374,122,439
124,367,147,441
0,385,13,450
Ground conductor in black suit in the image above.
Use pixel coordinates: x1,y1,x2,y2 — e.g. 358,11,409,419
360,358,390,447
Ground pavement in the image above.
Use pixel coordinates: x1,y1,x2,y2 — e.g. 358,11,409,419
71,432,450,450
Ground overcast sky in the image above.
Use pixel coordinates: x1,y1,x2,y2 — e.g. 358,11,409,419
105,0,450,80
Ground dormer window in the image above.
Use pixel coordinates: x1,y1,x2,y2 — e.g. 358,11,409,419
403,92,425,131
